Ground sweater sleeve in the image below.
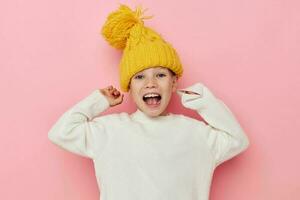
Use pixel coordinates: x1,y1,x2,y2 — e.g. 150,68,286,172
48,89,111,160
177,82,250,167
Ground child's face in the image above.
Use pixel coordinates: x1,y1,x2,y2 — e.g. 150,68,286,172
129,66,178,117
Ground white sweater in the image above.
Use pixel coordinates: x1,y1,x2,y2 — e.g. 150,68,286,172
48,82,249,200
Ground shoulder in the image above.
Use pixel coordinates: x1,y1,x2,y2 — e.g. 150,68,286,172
93,112,131,124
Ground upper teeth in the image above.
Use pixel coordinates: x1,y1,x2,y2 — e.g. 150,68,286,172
144,93,160,98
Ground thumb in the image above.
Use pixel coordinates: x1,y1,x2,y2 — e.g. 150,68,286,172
117,94,124,101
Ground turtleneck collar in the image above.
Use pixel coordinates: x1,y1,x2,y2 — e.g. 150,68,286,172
130,108,174,123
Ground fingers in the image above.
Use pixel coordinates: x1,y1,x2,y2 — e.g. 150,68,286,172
100,85,124,107
111,89,120,97
105,86,122,98
177,89,202,96
107,85,113,90
116,93,124,103
177,89,192,94
112,89,120,96
111,93,124,106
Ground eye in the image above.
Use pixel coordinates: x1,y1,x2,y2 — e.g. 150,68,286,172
157,73,166,78
134,74,144,79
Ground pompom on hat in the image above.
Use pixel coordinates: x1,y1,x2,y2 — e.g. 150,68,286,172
101,4,183,92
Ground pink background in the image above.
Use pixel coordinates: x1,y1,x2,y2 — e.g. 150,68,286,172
1,0,299,199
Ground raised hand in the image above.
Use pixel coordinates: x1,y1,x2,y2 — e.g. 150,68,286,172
177,89,202,96
100,85,124,107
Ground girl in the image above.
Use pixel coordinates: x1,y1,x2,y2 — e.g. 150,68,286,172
48,4,249,200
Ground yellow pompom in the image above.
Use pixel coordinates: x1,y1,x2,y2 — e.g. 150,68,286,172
101,4,154,50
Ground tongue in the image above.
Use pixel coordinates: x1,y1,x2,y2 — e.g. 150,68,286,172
145,97,160,105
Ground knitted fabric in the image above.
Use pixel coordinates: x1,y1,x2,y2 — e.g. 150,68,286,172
101,4,183,92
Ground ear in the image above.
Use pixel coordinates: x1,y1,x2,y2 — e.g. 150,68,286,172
171,75,178,92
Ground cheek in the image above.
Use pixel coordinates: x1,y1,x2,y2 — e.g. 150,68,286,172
130,80,144,90
165,80,174,91
129,86,142,102
129,92,141,104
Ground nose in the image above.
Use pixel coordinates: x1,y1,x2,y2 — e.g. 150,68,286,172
145,77,157,89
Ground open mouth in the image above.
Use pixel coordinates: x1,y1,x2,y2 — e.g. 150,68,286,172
142,93,162,107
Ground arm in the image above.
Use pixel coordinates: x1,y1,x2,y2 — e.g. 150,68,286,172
48,89,111,160
177,82,250,167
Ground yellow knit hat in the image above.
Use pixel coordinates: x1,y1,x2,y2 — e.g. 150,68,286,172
101,4,183,92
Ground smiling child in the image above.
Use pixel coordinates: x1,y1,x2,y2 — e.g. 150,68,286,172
48,4,250,200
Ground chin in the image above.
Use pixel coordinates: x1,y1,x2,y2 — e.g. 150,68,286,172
145,110,163,117
140,104,167,117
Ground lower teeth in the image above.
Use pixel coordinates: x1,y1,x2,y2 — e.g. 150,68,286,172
145,97,160,105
